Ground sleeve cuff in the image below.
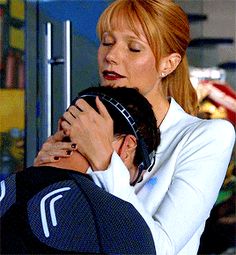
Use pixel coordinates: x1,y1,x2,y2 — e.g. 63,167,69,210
87,151,132,199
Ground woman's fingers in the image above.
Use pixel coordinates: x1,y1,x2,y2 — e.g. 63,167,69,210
34,143,76,166
34,154,60,166
60,120,73,137
56,97,114,171
42,141,77,152
34,150,73,166
62,109,76,125
75,98,94,113
49,130,66,142
96,96,112,121
34,97,114,169
33,130,77,166
62,97,114,170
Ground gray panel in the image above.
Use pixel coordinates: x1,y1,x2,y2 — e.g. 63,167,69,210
25,0,108,165
25,1,38,166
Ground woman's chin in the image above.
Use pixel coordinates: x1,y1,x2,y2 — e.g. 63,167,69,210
101,80,127,88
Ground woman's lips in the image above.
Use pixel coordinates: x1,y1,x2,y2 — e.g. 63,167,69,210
102,71,125,80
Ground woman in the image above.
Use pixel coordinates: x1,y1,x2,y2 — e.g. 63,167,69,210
34,0,235,254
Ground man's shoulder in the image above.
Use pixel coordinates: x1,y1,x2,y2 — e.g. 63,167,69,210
1,166,156,254
0,166,93,219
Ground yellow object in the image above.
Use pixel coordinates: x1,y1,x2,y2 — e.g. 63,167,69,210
9,26,24,51
10,140,24,160
0,0,7,4
10,0,25,21
0,89,24,132
199,100,228,120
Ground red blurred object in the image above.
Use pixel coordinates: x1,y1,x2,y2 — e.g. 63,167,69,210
5,50,16,88
200,81,236,125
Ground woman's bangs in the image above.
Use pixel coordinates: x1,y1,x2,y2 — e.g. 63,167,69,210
98,3,142,38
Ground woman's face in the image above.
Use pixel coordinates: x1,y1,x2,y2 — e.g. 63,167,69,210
98,23,161,97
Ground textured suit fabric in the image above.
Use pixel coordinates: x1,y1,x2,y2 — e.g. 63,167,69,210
0,166,156,254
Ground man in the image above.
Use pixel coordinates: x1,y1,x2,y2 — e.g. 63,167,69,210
0,86,159,254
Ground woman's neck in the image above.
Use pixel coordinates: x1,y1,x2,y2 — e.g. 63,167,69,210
146,89,170,127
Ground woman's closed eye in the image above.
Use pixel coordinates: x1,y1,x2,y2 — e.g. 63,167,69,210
101,34,115,46
128,42,142,53
129,47,141,52
102,42,114,46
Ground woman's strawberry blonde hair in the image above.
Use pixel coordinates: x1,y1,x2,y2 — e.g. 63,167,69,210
97,0,198,115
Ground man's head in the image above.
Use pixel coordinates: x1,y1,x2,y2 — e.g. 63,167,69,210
49,86,160,185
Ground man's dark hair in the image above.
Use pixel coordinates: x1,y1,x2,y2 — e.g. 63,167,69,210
72,86,160,169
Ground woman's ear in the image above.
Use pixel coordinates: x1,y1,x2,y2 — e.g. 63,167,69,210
159,53,181,77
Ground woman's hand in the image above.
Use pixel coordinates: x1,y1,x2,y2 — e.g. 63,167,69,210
33,130,77,166
61,96,114,171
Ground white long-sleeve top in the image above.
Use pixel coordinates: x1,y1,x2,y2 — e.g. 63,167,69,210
87,98,235,255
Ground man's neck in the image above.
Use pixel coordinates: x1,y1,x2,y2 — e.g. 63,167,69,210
43,151,89,174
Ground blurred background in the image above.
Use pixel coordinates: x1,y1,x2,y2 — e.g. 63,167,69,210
0,1,235,254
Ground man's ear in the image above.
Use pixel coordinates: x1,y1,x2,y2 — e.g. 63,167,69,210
119,135,137,169
158,53,181,77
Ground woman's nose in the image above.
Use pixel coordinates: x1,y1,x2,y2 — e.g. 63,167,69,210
105,45,120,65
